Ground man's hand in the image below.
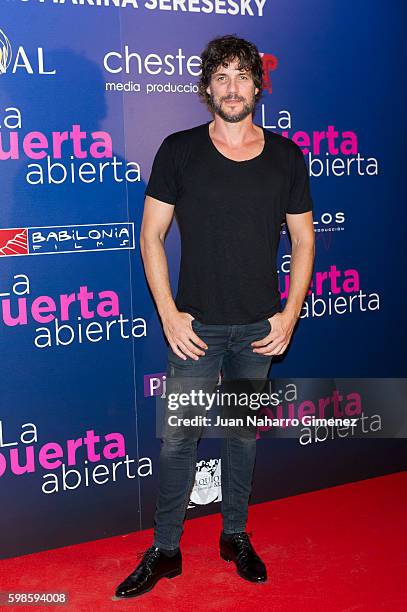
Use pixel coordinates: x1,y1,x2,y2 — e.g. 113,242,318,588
162,311,208,361
251,311,298,356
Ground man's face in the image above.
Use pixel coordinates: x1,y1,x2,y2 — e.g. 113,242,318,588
206,58,259,123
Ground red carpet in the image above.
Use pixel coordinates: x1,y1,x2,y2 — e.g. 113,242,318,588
1,471,406,611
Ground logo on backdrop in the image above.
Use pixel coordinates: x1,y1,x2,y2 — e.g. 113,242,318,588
0,223,135,257
254,384,383,446
14,0,269,16
0,28,12,74
260,52,278,94
0,273,147,349
144,372,167,398
261,108,379,178
0,420,153,495
143,371,222,398
278,259,380,319
103,46,277,96
0,107,141,185
188,458,222,509
0,27,56,76
281,211,346,237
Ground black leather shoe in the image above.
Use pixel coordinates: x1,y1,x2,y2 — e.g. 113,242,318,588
219,532,267,583
115,545,182,598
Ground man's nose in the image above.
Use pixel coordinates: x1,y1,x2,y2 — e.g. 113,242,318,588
226,78,238,94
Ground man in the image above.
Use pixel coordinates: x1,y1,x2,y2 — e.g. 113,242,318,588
115,34,315,599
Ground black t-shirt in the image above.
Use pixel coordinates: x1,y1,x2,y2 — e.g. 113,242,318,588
145,121,313,325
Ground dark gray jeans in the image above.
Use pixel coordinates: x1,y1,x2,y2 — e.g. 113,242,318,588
153,317,273,550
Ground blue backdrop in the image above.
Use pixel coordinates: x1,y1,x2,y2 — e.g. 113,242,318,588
0,0,406,559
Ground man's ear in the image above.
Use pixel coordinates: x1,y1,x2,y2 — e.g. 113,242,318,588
254,86,259,96
206,85,211,95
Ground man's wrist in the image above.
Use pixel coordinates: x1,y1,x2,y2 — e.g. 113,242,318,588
282,303,301,322
159,302,178,324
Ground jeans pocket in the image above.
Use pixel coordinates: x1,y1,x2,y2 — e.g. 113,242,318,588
263,317,272,332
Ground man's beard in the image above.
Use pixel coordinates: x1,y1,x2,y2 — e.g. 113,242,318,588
208,93,256,123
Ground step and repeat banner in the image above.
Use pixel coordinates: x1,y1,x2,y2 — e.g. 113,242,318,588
0,1,406,559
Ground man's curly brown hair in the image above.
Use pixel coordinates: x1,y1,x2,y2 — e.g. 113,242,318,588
198,34,264,107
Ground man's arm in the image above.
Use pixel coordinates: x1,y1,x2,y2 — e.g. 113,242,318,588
251,210,315,356
283,210,315,321
140,195,208,361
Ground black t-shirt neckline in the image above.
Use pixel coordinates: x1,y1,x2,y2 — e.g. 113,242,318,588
205,120,267,164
